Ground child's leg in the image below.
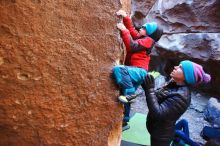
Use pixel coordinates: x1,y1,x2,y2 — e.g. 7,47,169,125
112,65,147,131
125,66,147,86
123,103,131,123
112,65,134,130
112,65,136,95
113,65,147,95
122,102,131,131
175,119,189,137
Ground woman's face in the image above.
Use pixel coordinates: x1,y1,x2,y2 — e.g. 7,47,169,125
170,65,185,83
139,28,147,36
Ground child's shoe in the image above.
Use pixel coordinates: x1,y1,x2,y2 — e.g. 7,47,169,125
118,94,138,103
118,95,128,103
126,94,137,103
122,122,130,131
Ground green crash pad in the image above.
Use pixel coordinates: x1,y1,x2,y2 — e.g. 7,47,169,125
149,71,160,79
122,113,150,146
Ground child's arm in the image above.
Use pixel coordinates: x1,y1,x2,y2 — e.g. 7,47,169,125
117,23,132,52
116,10,140,40
117,23,154,53
123,16,140,40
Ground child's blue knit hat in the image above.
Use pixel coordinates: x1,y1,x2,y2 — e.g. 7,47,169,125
142,22,158,36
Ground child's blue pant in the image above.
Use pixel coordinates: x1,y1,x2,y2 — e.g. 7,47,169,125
112,65,147,95
112,65,147,123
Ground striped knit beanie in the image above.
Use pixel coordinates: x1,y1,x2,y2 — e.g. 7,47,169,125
180,60,211,85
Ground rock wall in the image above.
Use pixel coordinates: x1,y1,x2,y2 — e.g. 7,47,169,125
132,0,220,95
0,0,127,146
146,0,220,33
131,0,157,28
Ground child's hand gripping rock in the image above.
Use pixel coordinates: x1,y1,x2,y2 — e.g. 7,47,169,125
116,10,127,17
116,23,126,31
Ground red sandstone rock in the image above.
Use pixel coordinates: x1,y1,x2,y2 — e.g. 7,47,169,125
0,1,126,145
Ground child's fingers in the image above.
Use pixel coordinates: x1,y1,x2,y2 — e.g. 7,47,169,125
116,10,123,15
116,10,127,17
116,23,122,29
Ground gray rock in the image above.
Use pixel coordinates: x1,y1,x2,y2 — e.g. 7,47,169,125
131,0,157,27
146,0,220,33
156,33,220,61
204,97,220,128
190,92,209,113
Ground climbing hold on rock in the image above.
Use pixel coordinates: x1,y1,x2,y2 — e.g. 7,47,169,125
17,72,31,81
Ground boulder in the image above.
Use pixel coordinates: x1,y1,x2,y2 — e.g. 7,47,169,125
204,98,220,128
156,33,220,62
146,0,220,33
0,0,125,145
131,0,157,28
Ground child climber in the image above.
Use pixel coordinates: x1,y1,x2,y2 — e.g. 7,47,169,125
113,9,163,102
142,60,211,146
113,10,163,130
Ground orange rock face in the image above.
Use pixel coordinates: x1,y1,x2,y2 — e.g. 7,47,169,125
0,1,126,145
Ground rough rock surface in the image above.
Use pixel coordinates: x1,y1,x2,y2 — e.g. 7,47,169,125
204,97,220,128
131,0,157,28
0,1,126,146
146,0,220,33
156,33,220,62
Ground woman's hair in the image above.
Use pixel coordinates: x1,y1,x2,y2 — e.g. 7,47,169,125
204,139,220,146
